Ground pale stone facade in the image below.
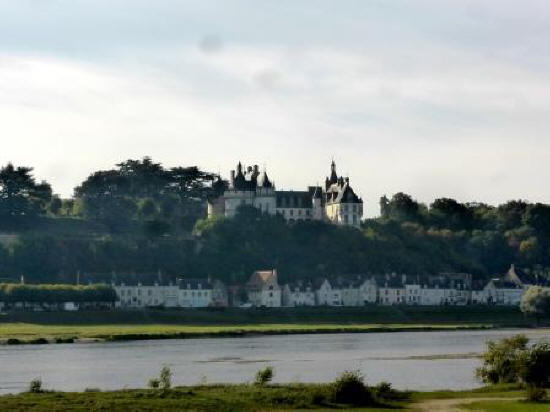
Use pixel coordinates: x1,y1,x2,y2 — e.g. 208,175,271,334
282,282,316,307
246,269,282,307
207,161,363,227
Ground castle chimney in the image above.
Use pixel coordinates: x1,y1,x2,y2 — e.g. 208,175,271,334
230,170,235,187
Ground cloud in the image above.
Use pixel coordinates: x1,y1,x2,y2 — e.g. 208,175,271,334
0,1,549,216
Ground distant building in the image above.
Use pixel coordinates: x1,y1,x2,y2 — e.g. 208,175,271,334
207,160,363,227
282,281,316,307
246,269,282,307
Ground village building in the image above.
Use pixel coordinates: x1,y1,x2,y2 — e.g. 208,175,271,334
282,281,316,307
207,160,363,227
113,281,180,308
484,279,524,305
377,274,406,305
178,279,214,308
358,276,378,304
246,269,282,307
314,278,343,306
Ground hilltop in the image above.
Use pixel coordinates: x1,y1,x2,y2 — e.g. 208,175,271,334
0,157,549,285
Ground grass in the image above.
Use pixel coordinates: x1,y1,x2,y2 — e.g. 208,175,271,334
0,305,537,344
0,384,401,411
460,399,550,411
0,322,492,344
1,383,547,411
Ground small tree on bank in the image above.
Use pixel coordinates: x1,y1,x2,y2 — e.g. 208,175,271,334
477,334,550,402
254,366,274,386
521,286,550,326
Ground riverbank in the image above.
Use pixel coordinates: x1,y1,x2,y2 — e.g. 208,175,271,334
0,306,537,345
0,322,497,344
0,383,545,411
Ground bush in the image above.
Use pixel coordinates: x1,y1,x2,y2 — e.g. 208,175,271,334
159,366,172,390
476,334,528,384
29,378,42,393
148,378,160,389
526,386,547,402
331,371,374,406
374,381,395,400
254,366,274,386
520,342,550,389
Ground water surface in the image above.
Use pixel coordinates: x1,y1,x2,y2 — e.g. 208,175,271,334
1,328,548,394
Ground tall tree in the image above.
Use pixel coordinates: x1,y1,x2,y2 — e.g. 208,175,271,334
0,163,52,225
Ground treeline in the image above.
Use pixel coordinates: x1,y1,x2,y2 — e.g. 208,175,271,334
0,159,549,285
0,157,221,233
0,284,117,303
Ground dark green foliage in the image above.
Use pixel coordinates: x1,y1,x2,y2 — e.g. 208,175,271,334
331,370,374,406
477,334,550,400
0,283,117,304
526,386,548,402
0,156,549,285
29,378,43,393
254,367,274,386
74,157,218,232
520,343,550,389
0,163,52,227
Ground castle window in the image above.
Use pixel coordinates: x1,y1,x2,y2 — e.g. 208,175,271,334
290,210,294,216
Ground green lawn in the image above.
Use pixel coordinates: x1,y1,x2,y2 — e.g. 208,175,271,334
1,384,546,411
0,384,399,411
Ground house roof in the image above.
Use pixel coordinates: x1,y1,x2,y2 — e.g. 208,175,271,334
178,279,213,290
247,269,278,286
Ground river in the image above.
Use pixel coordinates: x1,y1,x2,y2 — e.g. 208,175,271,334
1,328,548,394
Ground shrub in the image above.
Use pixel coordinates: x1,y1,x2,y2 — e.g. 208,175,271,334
148,378,160,389
520,342,550,389
159,366,172,390
374,381,394,400
29,378,42,393
331,370,374,406
476,334,528,384
254,366,274,386
526,386,547,402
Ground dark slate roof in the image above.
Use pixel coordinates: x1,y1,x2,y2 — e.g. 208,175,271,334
259,170,273,188
276,191,312,208
286,281,314,292
178,278,214,290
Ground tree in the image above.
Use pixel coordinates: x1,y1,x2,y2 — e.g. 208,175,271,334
430,198,473,229
386,193,421,222
48,195,62,215
521,286,550,325
0,163,52,225
476,334,529,384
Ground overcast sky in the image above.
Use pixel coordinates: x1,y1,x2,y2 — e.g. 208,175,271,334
1,1,549,216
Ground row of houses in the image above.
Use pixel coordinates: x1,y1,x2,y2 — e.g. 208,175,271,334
110,265,548,309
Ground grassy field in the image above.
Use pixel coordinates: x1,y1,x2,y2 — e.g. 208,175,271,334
0,322,492,344
0,384,546,411
0,305,536,344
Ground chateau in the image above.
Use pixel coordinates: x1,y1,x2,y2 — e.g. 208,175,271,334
207,160,364,227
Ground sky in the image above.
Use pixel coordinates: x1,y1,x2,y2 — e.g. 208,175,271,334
1,0,549,217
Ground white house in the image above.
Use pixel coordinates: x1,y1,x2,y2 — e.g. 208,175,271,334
178,279,214,308
246,269,282,307
405,283,422,305
484,279,525,305
282,281,316,307
314,278,343,306
113,281,179,308
358,277,378,304
377,275,406,305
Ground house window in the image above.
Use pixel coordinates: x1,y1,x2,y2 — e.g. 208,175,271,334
269,292,273,297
